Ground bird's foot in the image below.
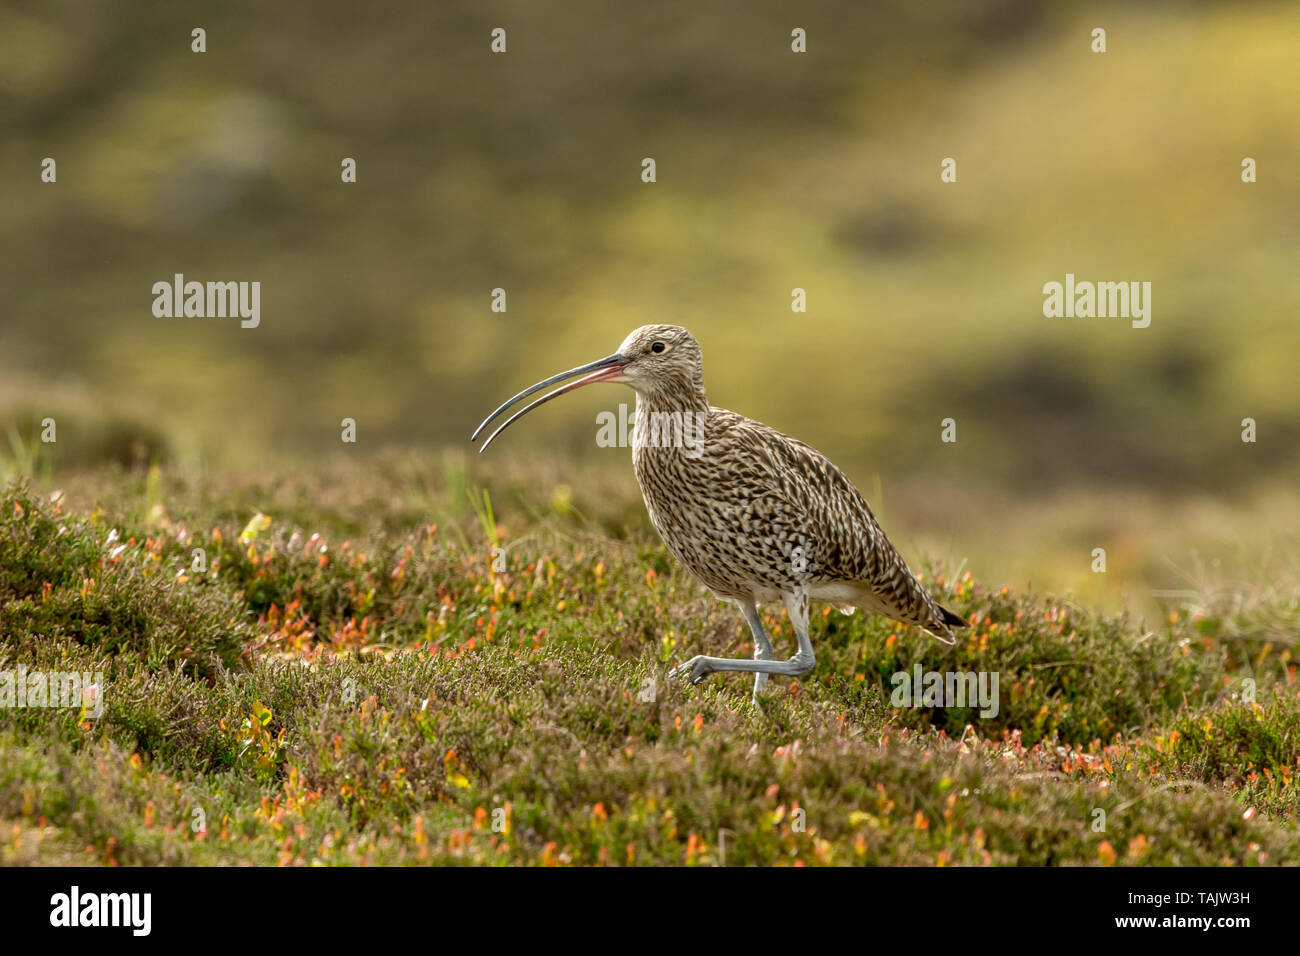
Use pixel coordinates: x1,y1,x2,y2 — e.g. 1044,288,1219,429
670,655,714,686
786,652,816,677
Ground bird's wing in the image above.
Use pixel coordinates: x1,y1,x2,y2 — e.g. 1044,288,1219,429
714,409,955,633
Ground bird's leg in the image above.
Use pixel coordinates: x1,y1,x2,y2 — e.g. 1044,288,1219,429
670,590,817,689
741,601,774,702
670,654,816,685
782,587,816,675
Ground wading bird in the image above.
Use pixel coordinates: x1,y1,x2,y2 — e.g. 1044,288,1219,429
472,325,964,701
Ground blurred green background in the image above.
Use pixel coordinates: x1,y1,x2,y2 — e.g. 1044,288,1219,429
2,0,1298,609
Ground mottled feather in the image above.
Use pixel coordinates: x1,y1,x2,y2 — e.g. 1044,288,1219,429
620,324,963,643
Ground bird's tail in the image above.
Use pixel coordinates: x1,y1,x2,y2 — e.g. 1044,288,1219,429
921,602,967,646
938,604,967,630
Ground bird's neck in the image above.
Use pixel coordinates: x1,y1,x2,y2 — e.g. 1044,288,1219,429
633,380,709,417
632,383,710,457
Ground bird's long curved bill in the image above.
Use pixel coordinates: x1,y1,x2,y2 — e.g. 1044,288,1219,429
471,353,629,452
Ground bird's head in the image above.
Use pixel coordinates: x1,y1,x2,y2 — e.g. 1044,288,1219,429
471,324,705,451
613,324,703,396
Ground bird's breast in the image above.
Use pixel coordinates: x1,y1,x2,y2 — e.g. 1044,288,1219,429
632,441,795,600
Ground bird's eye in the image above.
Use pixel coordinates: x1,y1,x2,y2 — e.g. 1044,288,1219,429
651,342,666,354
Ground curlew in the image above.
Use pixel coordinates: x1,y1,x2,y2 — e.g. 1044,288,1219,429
472,325,965,701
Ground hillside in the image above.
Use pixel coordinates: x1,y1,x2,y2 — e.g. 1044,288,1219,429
2,462,1296,865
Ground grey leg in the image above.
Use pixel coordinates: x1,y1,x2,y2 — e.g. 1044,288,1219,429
670,590,816,689
741,601,774,702
782,587,816,674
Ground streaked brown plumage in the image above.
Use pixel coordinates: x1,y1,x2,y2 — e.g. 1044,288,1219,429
473,324,965,701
